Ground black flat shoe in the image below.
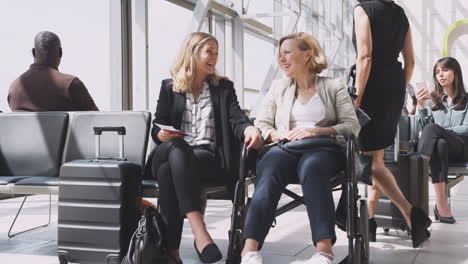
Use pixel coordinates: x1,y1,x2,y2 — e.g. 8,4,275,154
369,218,377,242
194,240,222,263
410,207,432,248
434,205,456,224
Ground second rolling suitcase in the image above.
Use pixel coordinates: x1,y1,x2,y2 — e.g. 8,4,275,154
375,151,429,232
58,126,141,264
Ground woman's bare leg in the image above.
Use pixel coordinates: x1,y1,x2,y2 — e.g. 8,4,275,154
365,149,413,228
187,211,214,252
433,182,452,216
242,239,260,256
367,183,382,218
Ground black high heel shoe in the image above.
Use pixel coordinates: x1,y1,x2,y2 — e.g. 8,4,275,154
369,218,377,242
434,205,456,224
194,240,222,263
410,207,432,248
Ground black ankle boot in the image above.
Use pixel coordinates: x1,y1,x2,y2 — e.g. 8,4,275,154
410,207,432,248
369,218,377,242
194,240,222,263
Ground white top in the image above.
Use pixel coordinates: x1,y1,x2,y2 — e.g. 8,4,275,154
181,82,215,146
289,94,325,129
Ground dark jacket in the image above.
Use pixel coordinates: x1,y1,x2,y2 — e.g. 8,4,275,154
8,63,98,112
146,78,252,195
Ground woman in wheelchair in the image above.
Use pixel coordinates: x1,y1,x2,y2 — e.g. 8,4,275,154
240,32,360,264
148,32,262,264
416,57,468,224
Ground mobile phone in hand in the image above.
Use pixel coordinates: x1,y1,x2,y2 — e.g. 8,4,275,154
416,81,428,92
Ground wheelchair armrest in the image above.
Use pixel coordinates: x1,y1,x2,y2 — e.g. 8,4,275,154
240,142,258,180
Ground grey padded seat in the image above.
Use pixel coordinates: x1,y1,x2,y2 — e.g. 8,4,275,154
14,177,60,186
0,112,69,192
448,162,468,175
0,176,31,185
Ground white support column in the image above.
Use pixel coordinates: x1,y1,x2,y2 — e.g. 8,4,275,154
274,0,283,39
132,0,149,110
232,17,244,107
109,0,123,110
188,0,213,33
284,0,300,34
121,0,133,110
214,18,226,75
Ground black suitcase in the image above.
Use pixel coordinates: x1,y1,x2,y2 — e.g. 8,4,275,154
375,124,429,232
375,152,429,232
58,126,141,264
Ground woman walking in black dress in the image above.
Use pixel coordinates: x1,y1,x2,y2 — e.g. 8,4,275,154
353,0,431,248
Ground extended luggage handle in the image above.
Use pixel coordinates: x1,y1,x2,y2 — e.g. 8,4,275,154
93,126,127,161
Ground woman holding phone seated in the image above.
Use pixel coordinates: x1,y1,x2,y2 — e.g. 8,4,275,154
147,32,262,264
240,32,360,264
416,57,468,224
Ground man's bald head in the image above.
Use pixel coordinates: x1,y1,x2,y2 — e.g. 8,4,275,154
32,31,62,67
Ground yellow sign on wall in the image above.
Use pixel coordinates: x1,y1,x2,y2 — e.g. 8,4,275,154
442,19,468,57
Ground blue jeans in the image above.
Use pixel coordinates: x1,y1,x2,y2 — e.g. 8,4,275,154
243,146,345,246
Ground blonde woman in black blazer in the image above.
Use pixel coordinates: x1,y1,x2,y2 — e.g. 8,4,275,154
146,32,262,264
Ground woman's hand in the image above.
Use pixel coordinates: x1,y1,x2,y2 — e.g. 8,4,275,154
244,126,263,150
415,87,431,109
268,131,282,143
287,127,322,141
354,97,362,109
157,129,183,142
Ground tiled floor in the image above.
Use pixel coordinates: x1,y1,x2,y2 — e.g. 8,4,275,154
0,179,467,264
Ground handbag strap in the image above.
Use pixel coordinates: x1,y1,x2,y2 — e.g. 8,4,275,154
121,216,146,264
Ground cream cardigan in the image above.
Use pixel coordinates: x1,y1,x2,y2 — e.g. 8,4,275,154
254,76,360,140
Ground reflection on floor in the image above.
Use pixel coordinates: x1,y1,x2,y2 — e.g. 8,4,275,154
0,180,467,264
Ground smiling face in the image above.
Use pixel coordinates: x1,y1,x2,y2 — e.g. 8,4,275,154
195,39,218,78
435,64,455,88
278,39,311,78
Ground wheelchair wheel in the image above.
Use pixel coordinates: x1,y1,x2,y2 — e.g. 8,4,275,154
352,236,362,264
358,200,370,264
226,195,251,264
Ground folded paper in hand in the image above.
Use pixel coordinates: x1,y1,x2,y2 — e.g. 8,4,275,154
155,123,194,136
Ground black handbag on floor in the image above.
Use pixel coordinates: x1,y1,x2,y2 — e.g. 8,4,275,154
122,206,167,264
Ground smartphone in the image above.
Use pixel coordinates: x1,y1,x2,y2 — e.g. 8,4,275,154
416,81,428,92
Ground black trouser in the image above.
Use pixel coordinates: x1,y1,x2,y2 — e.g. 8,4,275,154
151,139,221,250
418,123,464,183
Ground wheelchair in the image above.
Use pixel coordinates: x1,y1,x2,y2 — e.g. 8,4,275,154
226,135,370,264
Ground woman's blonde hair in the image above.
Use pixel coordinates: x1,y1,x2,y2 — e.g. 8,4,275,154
170,32,224,93
278,32,328,74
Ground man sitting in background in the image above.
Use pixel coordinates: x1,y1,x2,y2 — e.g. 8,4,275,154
8,31,98,112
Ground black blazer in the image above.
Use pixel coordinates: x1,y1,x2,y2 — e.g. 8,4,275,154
147,78,252,194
